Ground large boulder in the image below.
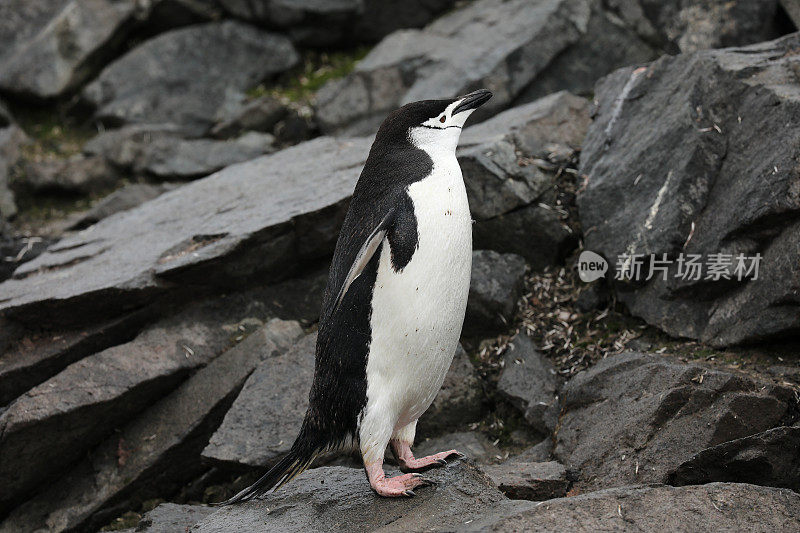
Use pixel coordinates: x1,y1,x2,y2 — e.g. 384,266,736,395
216,0,455,46
578,33,800,346
68,183,178,229
0,319,303,533
0,0,137,99
554,352,797,491
83,21,298,135
669,425,800,491
315,0,655,135
193,460,506,532
468,482,800,531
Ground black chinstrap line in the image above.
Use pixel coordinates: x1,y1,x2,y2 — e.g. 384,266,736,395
418,124,463,130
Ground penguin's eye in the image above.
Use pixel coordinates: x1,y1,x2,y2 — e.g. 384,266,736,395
439,116,446,123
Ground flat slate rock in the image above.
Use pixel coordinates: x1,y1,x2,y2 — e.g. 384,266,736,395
554,351,797,491
482,460,569,501
578,33,800,346
315,0,654,135
69,183,179,230
192,460,505,533
0,136,372,327
136,503,215,533
669,425,800,492
83,21,298,134
468,482,800,532
0,319,303,533
0,309,150,406
202,333,317,469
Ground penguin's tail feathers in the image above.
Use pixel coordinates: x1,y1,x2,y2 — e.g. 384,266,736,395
215,447,317,506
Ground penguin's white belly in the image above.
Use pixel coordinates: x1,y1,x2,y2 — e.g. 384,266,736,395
365,158,472,430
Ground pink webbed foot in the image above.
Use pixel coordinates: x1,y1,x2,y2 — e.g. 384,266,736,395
391,440,464,472
365,462,432,497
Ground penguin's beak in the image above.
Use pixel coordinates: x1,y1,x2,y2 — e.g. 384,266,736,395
452,89,493,115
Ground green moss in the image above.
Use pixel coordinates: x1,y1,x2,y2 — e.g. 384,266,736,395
248,46,370,105
14,106,94,159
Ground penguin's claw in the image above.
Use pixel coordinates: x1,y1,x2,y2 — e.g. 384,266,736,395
403,490,415,497
367,470,431,498
398,449,463,472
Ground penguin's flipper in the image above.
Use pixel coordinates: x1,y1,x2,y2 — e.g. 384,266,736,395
331,209,394,313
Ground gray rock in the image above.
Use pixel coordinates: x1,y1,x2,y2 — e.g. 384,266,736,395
193,460,505,532
0,136,372,327
0,302,231,509
669,426,800,492
610,0,783,54
783,0,800,28
19,155,118,194
554,352,797,491
0,319,303,533
69,183,179,230
217,0,455,46
497,334,560,434
136,504,214,533
315,0,654,135
482,460,569,500
578,33,800,346
83,124,191,170
210,96,289,139
83,21,298,135
0,101,11,127
0,125,29,220
0,310,150,406
132,132,276,180
459,91,589,266
417,344,485,436
0,0,137,98
465,250,526,335
511,439,554,463
202,333,316,469
416,432,501,465
467,482,800,532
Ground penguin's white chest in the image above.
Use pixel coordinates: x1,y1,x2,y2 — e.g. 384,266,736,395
366,155,472,428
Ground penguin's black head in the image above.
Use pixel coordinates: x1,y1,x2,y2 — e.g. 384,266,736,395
375,89,493,151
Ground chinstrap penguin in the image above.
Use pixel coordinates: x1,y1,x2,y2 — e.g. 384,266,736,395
221,89,492,502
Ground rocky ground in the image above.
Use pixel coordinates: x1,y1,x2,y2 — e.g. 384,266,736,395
1,1,799,532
